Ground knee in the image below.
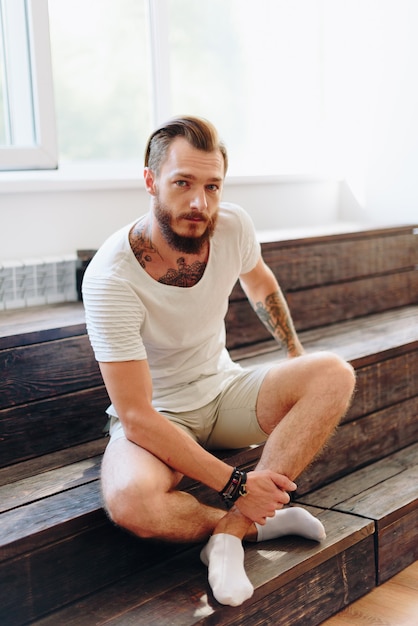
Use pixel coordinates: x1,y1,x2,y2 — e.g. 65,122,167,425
102,476,162,539
308,351,356,407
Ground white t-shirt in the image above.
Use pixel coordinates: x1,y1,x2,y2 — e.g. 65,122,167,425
82,202,261,414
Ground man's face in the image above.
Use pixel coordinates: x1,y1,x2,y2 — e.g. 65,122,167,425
147,137,225,254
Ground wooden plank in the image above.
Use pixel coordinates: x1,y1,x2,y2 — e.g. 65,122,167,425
31,538,375,625
226,271,418,347
230,306,418,366
0,519,182,626
228,226,418,301
287,270,418,330
298,443,418,510
0,386,109,467
0,456,102,514
321,561,418,626
298,445,418,585
333,464,418,529
0,301,86,349
260,231,418,292
346,349,418,422
0,335,102,408
220,537,376,626
24,508,374,626
378,508,418,583
296,396,418,495
0,438,107,487
0,481,105,560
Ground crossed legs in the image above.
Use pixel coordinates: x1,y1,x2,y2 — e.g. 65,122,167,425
101,351,355,604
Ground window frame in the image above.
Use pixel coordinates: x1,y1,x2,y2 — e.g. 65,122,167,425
0,0,57,171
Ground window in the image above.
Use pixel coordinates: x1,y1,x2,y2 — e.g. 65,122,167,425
164,0,326,176
48,0,151,162
0,0,57,170
0,0,337,175
47,0,328,176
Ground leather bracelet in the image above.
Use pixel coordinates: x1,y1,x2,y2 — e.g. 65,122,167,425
218,467,248,507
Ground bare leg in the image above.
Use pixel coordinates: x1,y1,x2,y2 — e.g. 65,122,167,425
214,351,355,538
202,351,355,605
101,437,225,543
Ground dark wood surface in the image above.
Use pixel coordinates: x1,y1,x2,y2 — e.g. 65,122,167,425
1,225,417,625
299,442,418,584
0,387,109,467
28,508,374,626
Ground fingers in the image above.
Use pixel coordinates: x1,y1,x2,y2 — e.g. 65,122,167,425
236,470,297,523
270,473,297,493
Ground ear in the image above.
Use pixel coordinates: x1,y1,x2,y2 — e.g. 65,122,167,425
144,167,157,195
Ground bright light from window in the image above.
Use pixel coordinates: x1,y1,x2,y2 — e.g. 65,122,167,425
48,0,152,162
47,0,333,176
167,0,328,176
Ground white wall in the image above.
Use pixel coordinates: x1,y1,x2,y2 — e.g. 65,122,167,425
2,1,418,265
322,0,418,226
0,173,342,264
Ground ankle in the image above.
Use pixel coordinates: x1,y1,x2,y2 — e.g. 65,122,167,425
213,507,252,539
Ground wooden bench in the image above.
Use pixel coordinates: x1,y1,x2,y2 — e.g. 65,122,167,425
1,224,417,625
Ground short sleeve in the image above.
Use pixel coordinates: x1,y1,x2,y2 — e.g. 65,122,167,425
82,275,146,362
237,205,261,274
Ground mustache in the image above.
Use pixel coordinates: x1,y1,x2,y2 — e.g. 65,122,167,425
178,212,210,221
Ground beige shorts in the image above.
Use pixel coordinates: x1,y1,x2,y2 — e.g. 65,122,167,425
108,365,271,450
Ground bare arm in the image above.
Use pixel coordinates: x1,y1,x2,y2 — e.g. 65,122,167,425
99,359,232,492
239,257,304,357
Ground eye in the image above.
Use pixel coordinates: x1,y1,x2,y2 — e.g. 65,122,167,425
175,180,188,188
206,184,219,192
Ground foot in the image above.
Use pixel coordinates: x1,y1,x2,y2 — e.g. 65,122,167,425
256,506,326,542
200,533,253,606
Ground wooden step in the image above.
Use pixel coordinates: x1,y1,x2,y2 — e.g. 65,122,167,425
26,445,418,625
0,445,262,625
299,442,418,585
1,307,417,624
226,224,418,348
29,506,375,626
1,225,417,624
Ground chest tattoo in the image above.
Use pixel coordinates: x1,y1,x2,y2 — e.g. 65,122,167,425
158,257,206,287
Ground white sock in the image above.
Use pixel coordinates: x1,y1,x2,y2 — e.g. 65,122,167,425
200,533,254,606
256,507,326,542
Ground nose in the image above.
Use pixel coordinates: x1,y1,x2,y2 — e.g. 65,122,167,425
190,187,208,212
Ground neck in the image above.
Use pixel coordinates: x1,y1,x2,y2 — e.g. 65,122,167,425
129,212,209,287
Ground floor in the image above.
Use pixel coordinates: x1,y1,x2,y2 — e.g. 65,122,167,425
321,560,418,625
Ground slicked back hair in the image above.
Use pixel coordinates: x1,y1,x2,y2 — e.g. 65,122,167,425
144,116,228,176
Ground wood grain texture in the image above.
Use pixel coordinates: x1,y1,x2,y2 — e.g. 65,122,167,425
322,560,418,625
0,386,109,467
25,508,374,626
298,444,418,584
0,335,102,408
226,270,418,347
296,396,418,495
0,301,86,349
0,226,417,625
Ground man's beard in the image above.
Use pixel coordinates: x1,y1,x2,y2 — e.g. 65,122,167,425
154,198,218,254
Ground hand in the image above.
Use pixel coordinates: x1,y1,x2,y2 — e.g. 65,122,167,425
235,469,297,525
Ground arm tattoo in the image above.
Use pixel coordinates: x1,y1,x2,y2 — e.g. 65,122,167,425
254,291,298,352
158,257,206,287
